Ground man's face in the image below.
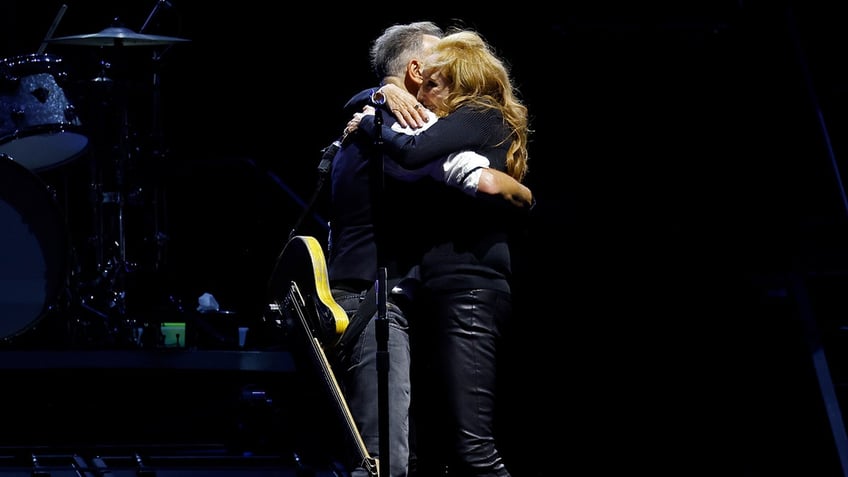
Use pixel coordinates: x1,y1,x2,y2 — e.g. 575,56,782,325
407,35,441,94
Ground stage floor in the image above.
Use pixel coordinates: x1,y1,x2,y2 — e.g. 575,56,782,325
0,302,368,476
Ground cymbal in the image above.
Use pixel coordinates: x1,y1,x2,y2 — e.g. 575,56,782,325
47,27,190,47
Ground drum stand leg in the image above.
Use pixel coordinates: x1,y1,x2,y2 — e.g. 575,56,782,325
148,48,170,273
69,73,140,347
100,94,136,342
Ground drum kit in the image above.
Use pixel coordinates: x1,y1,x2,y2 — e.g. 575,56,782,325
0,5,190,346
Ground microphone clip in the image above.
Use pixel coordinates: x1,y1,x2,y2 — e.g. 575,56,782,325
317,140,342,176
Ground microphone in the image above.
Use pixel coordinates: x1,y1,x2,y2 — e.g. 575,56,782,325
317,130,356,175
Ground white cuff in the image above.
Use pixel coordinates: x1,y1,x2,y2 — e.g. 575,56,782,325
441,151,490,195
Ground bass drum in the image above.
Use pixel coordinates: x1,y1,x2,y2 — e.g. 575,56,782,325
0,153,68,340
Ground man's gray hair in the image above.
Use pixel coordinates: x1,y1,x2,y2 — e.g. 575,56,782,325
370,21,444,79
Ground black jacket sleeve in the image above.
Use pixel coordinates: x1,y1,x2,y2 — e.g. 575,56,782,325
357,105,508,169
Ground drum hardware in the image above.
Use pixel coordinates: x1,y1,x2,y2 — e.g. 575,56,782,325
146,58,171,273
36,4,68,55
0,154,69,341
0,53,89,172
39,8,190,345
46,26,190,48
0,6,87,173
117,0,184,274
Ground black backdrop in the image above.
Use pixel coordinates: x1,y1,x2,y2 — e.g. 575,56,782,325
3,1,848,474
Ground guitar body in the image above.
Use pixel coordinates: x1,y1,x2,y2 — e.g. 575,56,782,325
267,235,349,346
266,236,378,477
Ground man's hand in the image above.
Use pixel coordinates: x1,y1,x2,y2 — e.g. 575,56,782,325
477,169,535,209
343,105,374,136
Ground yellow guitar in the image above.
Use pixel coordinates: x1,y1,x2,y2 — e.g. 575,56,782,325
267,235,348,346
265,235,378,477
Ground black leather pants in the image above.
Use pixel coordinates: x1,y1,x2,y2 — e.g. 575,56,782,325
411,288,512,477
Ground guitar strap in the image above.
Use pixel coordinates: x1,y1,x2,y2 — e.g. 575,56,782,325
336,278,402,353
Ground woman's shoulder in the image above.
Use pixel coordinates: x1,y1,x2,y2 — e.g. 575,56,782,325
449,103,504,124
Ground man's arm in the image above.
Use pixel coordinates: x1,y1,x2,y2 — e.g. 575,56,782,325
477,169,534,209
440,152,534,210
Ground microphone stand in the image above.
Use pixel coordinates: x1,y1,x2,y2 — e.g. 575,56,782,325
290,111,390,477
373,108,390,477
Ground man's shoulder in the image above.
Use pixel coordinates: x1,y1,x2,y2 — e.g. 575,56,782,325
343,86,380,112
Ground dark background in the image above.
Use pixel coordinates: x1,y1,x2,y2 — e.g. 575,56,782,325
3,1,848,475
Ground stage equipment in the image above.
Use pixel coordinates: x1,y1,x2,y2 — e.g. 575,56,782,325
0,53,88,172
0,154,68,341
47,26,190,47
41,6,190,344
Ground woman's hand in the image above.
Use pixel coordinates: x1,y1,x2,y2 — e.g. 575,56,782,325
378,84,429,129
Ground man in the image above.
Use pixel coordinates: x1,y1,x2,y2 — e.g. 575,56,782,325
326,22,532,477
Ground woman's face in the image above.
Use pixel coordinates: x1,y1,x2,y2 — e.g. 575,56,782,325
417,64,451,116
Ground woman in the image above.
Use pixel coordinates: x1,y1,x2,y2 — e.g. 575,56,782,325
354,29,530,477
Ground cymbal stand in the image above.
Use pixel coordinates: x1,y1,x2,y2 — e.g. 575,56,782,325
125,1,177,274
137,1,176,272
143,46,172,272
96,59,134,330
75,46,136,344
87,1,177,340
140,0,173,35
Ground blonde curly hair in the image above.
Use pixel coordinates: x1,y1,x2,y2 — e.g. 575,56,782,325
422,30,530,182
